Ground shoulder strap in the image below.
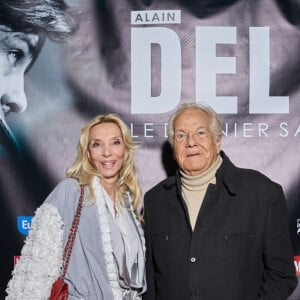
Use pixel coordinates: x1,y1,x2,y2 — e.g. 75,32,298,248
61,184,84,278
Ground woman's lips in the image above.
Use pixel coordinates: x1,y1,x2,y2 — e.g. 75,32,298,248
101,160,116,168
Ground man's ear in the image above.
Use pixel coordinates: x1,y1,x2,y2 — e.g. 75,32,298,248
216,139,221,154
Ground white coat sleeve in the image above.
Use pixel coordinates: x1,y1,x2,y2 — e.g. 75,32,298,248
6,203,64,300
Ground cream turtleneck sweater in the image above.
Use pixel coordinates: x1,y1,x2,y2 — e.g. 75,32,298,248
180,155,222,230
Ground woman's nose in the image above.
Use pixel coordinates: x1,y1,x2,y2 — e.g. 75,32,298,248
2,75,27,114
102,145,112,157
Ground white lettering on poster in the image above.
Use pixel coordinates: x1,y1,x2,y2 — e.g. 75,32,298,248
22,220,31,230
129,121,300,139
295,260,300,273
196,27,236,113
131,27,181,113
131,26,290,114
297,219,300,235
249,27,289,113
144,123,154,137
131,10,181,25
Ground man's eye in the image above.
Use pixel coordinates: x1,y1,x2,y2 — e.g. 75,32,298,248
175,133,186,140
7,49,24,66
197,130,206,136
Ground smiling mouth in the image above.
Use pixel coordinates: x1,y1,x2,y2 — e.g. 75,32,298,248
101,161,116,168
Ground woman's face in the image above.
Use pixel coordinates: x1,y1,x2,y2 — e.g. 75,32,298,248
88,122,127,185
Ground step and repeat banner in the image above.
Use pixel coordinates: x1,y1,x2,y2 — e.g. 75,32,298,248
1,0,299,297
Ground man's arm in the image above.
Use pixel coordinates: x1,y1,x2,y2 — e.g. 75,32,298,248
259,185,298,299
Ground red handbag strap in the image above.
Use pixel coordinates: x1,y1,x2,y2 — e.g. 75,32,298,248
61,184,84,278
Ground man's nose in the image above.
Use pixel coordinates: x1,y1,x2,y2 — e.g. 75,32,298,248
2,76,27,113
186,133,197,147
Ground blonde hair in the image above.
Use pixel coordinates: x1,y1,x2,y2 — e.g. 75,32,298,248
66,114,142,211
167,102,222,146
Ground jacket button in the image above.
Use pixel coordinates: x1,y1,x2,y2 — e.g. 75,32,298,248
190,257,196,263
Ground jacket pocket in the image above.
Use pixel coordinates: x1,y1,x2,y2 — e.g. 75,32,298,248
219,232,260,298
220,232,258,269
152,232,171,251
224,232,256,245
152,232,173,272
221,232,261,268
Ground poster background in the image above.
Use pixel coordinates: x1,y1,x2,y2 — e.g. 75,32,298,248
1,0,299,297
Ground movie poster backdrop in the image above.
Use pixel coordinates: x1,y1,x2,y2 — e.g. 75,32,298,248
1,0,299,297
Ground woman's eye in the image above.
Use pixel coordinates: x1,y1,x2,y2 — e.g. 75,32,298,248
7,49,24,66
112,139,121,145
90,142,100,148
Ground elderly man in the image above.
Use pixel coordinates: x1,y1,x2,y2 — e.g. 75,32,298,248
143,103,297,300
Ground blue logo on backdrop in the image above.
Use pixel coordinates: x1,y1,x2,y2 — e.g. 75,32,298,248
17,216,33,235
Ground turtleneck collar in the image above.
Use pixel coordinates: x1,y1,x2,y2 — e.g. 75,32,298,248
180,154,223,191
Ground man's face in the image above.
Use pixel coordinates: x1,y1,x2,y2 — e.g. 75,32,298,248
173,108,221,176
0,25,40,152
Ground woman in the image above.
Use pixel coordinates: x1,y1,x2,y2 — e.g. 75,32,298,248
6,114,146,299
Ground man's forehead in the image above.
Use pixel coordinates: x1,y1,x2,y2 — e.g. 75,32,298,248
175,109,210,127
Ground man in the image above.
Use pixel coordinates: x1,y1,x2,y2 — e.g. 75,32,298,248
143,103,297,300
0,0,75,156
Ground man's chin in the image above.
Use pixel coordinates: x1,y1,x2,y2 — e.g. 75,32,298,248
0,118,20,157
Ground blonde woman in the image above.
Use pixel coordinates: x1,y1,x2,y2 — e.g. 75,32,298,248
6,114,146,299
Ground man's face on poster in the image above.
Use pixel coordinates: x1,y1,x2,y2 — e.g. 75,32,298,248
0,25,40,153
